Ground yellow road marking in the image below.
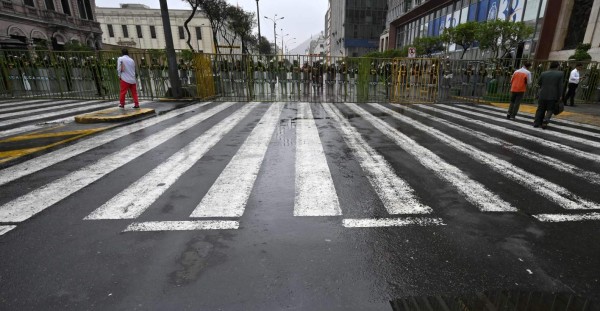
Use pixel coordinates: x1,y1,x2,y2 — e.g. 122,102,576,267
0,128,108,143
0,128,107,164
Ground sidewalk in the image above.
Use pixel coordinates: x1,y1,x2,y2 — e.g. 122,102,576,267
74,99,196,124
486,102,600,127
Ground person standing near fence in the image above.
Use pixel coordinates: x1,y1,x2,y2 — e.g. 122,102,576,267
117,49,140,108
563,64,584,106
506,62,532,120
534,61,563,129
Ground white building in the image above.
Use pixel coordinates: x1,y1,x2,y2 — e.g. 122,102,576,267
96,3,240,53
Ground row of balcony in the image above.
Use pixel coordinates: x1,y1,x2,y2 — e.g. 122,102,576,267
0,0,101,31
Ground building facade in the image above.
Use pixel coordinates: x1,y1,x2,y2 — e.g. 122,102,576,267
383,0,600,61
327,0,388,57
95,4,215,52
0,0,102,50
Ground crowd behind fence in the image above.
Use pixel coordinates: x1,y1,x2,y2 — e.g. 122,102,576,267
1,50,599,105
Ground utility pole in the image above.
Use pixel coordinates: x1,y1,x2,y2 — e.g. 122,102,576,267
256,0,261,53
159,0,181,98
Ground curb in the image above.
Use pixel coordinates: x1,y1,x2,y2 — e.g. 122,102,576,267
74,107,155,124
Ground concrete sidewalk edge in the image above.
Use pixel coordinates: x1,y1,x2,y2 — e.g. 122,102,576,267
75,107,155,124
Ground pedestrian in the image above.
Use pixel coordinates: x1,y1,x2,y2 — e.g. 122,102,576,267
117,48,140,108
506,61,532,119
563,63,584,106
533,61,564,129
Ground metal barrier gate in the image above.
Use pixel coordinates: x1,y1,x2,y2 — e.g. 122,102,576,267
2,49,599,104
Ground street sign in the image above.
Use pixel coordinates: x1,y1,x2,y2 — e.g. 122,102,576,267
408,47,416,58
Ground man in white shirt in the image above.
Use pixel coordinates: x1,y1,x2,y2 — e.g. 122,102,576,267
117,49,140,108
563,64,583,107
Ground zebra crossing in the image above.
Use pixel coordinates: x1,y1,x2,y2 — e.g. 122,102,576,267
0,98,150,138
1,101,600,236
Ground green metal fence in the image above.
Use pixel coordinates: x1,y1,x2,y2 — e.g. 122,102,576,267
437,59,600,105
1,49,599,105
199,54,398,103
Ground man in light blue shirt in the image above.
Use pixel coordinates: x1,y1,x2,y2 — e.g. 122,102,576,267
117,49,140,108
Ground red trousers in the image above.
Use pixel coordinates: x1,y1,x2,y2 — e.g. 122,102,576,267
119,79,139,105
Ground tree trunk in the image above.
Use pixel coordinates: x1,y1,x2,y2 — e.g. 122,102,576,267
159,0,182,98
184,4,199,52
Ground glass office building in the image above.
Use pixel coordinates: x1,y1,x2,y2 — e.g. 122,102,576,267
385,0,600,60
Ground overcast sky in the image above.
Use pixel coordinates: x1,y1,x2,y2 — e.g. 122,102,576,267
95,0,329,50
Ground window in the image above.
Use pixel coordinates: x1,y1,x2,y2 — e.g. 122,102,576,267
122,25,129,38
523,0,541,21
77,0,87,19
195,27,202,40
564,0,593,49
150,26,157,39
136,25,143,38
45,0,55,10
24,0,35,7
84,0,94,20
178,26,185,39
61,0,71,15
107,24,114,38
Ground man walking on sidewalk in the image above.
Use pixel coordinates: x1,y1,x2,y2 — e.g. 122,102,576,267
534,61,563,129
507,61,532,119
563,64,583,106
117,49,140,108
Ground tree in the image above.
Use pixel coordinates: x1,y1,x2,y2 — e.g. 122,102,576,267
441,22,479,59
569,43,592,61
184,0,229,53
257,36,272,55
477,20,534,59
498,21,534,58
476,19,504,58
412,36,444,57
363,49,407,58
224,5,255,54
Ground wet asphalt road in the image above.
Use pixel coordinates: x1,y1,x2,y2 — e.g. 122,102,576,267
0,101,599,310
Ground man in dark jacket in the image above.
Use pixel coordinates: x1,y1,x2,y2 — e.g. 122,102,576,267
534,61,564,129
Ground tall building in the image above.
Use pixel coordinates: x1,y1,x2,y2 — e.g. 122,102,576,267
383,0,600,61
0,0,102,50
327,0,388,57
95,4,215,52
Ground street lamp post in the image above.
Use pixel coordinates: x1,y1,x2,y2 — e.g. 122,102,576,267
256,0,261,52
284,37,296,54
280,31,289,56
264,14,283,55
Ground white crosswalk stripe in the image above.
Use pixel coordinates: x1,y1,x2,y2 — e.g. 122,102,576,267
0,101,214,186
323,103,433,215
0,102,236,222
0,99,48,107
349,103,515,212
471,104,600,131
0,225,17,236
190,102,284,218
1,102,600,234
294,102,342,216
0,99,77,115
370,103,600,210
85,102,259,220
417,105,600,164
0,100,117,127
0,116,73,139
403,105,600,185
444,105,600,148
